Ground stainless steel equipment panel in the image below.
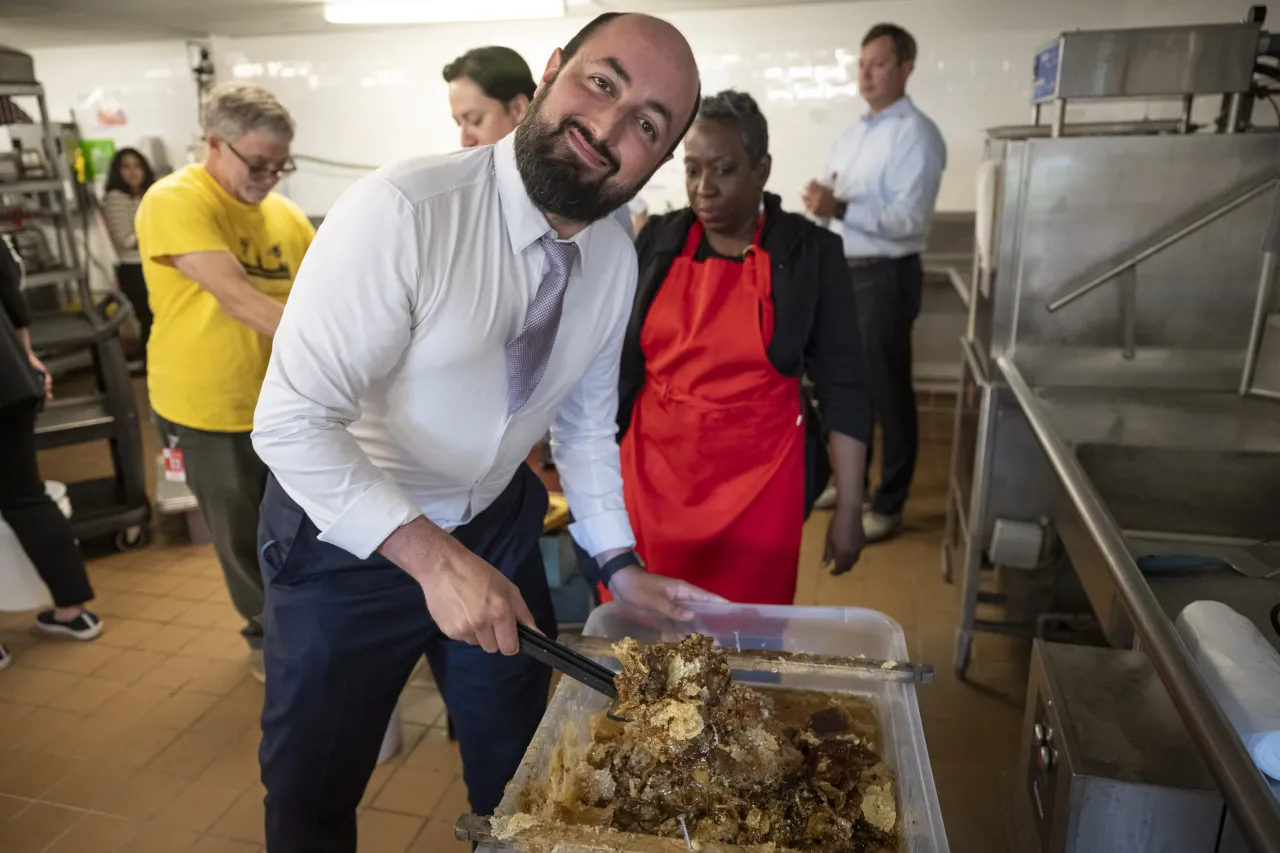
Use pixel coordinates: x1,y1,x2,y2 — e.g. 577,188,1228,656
993,133,1279,391
1033,23,1260,102
1016,642,1224,853
941,338,986,584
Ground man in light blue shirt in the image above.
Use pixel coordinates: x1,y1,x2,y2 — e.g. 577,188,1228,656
803,23,945,545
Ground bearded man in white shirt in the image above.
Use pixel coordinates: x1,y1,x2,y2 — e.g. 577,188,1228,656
250,13,712,851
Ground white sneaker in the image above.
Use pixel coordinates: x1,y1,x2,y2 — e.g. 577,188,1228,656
249,648,266,684
815,486,872,512
863,511,903,543
35,610,103,641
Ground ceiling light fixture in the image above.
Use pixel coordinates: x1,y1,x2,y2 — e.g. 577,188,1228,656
324,0,565,25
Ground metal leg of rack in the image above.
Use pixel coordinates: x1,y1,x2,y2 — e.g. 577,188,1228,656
940,338,970,584
953,381,997,681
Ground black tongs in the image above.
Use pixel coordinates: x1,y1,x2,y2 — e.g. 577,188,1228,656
516,624,628,721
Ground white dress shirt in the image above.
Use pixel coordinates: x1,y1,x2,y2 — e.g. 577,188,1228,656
823,95,947,259
252,134,638,561
609,206,635,241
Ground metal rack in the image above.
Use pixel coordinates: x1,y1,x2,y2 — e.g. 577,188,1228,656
0,75,90,316
1,50,150,551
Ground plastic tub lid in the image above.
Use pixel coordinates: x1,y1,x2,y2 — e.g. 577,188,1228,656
584,600,909,659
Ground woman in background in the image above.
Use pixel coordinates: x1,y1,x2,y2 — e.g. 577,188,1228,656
102,147,156,363
443,45,535,150
617,90,872,605
0,238,103,671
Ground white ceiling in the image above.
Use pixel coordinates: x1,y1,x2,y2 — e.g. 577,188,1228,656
0,0,861,48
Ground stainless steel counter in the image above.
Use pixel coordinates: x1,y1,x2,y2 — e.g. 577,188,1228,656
914,212,975,393
1027,384,1280,657
997,355,1280,853
1029,386,1280,453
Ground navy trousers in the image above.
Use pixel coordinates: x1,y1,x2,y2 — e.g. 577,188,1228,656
257,465,556,853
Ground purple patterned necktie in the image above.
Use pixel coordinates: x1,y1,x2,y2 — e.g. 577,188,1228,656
506,234,578,415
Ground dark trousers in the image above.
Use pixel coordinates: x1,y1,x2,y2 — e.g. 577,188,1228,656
852,254,924,517
0,399,94,607
257,464,556,853
116,263,152,358
154,414,267,648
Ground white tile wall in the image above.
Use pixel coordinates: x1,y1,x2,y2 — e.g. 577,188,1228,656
28,40,201,174
28,0,1257,219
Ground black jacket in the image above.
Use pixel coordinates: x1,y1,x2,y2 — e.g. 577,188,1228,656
617,192,872,512
0,240,41,411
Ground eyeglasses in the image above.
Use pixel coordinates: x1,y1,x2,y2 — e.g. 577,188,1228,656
224,139,297,179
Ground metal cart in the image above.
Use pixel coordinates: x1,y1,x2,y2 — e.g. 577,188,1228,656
2,48,151,550
32,293,150,550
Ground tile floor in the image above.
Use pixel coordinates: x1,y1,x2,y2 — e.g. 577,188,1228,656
1,382,1030,853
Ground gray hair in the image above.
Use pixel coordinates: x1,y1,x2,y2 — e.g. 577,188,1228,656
697,89,769,165
201,82,295,143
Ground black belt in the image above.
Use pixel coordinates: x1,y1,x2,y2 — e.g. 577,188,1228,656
846,253,917,268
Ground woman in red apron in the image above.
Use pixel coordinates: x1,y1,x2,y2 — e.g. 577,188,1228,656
613,91,874,605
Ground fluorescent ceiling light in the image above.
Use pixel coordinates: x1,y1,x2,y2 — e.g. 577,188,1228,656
324,0,565,25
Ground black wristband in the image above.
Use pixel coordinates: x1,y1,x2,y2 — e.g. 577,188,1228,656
833,200,848,220
599,550,644,588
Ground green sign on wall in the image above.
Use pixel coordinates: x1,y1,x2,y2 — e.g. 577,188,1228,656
80,139,117,182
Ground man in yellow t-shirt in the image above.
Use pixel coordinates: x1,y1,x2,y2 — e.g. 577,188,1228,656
136,82,314,681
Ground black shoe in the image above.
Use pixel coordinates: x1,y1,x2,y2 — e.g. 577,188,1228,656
0,643,10,671
35,610,103,641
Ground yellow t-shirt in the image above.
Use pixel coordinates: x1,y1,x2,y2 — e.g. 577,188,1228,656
136,164,315,432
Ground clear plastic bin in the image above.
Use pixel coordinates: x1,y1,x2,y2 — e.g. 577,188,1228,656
487,601,949,853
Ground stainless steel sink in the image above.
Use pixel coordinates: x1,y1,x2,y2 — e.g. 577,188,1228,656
1051,442,1280,653
1073,443,1280,543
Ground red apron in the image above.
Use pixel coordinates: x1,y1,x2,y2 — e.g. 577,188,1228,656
617,218,805,605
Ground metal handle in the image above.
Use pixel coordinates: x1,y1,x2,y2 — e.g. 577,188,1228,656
997,355,1280,853
960,337,989,390
569,636,935,684
1047,176,1280,313
516,624,617,699
94,291,134,338
1241,254,1279,396
455,814,511,848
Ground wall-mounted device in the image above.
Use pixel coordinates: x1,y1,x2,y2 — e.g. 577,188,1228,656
1029,6,1280,135
1032,22,1260,103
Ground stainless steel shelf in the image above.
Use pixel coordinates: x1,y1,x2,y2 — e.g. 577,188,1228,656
924,253,974,308
23,268,82,289
34,394,115,435
0,178,63,194
0,83,43,98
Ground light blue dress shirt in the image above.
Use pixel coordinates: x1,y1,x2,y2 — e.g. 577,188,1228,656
823,95,947,259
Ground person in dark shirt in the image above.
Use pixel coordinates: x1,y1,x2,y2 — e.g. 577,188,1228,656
614,90,873,604
0,239,103,671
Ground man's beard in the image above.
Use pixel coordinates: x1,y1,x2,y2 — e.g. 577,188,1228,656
237,182,271,204
513,89,640,224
